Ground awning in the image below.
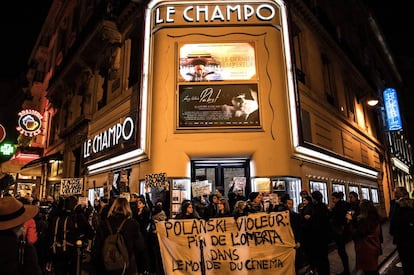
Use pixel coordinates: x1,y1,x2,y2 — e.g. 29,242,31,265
21,152,63,170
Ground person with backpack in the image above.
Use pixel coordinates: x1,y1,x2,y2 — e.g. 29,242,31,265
92,197,150,275
0,195,42,275
47,195,94,275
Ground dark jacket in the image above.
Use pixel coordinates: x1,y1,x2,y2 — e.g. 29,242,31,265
330,200,350,238
0,230,42,275
93,214,149,274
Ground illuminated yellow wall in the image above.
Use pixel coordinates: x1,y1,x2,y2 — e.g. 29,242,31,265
140,1,299,178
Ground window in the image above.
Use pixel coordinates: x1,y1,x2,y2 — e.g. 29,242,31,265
349,185,359,197
191,159,250,197
128,24,144,88
310,181,328,204
361,187,370,200
321,54,337,107
291,22,306,83
344,82,356,122
272,177,302,212
332,183,346,201
371,189,379,203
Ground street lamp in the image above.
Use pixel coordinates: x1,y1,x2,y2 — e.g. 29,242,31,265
367,98,379,107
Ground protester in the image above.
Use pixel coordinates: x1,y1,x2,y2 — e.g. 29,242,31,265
204,193,219,220
347,199,382,275
348,191,360,217
268,193,288,212
175,200,201,219
18,197,38,245
217,197,232,217
330,191,351,275
389,186,414,274
0,196,42,275
284,197,305,273
298,194,313,270
92,197,150,274
308,191,331,275
135,196,151,235
227,181,246,212
298,189,310,212
232,200,248,219
246,192,264,213
389,186,406,269
47,195,94,275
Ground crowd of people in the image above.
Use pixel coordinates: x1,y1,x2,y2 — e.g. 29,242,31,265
1,183,414,275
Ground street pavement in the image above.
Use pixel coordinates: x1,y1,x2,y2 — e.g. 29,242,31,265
320,221,404,275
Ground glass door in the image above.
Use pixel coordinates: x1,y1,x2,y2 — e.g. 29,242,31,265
191,159,250,198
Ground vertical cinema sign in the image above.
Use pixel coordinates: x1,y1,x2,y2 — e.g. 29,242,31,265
383,88,402,131
151,1,281,28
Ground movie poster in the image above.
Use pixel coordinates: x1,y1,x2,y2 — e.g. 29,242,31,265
179,43,257,82
178,84,260,128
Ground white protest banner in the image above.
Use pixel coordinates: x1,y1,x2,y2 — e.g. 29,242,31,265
156,211,296,275
60,178,83,195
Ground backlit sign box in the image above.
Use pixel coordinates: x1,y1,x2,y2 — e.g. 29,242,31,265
383,88,402,131
83,116,135,159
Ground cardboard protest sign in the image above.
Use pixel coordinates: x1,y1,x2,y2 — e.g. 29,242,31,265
191,180,211,197
156,211,296,275
60,178,83,196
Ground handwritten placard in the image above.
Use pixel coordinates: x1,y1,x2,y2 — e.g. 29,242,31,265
191,180,212,197
156,211,295,274
60,178,83,196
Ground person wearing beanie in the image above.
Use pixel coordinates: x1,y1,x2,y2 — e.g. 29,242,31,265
0,196,42,275
247,192,264,213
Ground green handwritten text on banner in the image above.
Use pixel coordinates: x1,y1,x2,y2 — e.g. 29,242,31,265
156,211,296,275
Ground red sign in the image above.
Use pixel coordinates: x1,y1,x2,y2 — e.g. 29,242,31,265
0,124,5,143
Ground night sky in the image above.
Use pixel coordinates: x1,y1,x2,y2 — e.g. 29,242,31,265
367,1,414,144
0,2,51,161
0,1,413,159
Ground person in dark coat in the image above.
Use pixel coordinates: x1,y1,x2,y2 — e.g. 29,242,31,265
347,199,382,275
227,181,247,212
284,197,305,273
299,195,313,270
232,200,248,220
47,195,94,275
217,197,232,217
92,197,150,274
204,193,220,220
0,196,42,275
308,191,331,275
390,187,414,275
135,196,152,235
330,191,351,275
175,200,201,219
246,192,264,213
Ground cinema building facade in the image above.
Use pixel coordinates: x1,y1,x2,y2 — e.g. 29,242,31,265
18,0,412,216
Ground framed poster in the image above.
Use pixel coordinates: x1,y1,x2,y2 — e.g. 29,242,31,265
178,83,260,128
179,43,257,82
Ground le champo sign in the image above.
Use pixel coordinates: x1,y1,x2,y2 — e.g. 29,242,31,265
83,116,135,159
152,2,280,28
156,211,296,275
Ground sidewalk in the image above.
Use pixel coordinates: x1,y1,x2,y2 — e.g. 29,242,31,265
328,221,397,275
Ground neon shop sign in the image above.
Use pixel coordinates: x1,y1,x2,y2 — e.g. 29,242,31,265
16,109,43,137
